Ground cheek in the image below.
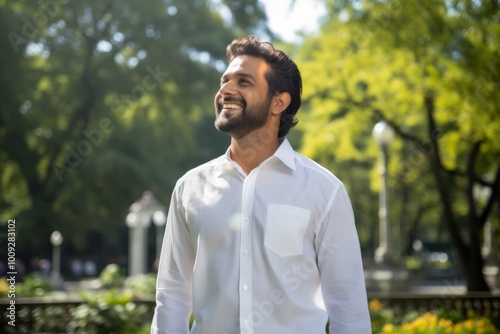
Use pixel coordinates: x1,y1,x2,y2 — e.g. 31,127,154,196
214,93,221,108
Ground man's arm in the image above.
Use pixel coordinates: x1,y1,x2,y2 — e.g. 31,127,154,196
151,189,195,334
317,185,372,334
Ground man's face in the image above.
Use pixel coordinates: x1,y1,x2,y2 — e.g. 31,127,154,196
214,55,273,139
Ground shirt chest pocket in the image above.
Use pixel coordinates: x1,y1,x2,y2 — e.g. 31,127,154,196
264,204,311,257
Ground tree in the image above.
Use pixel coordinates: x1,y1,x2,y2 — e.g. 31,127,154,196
0,0,268,267
296,0,500,291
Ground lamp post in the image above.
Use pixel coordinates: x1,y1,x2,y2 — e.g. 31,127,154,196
50,231,64,288
372,121,395,265
126,191,166,276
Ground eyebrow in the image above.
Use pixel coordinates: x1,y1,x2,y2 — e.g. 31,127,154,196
220,72,257,82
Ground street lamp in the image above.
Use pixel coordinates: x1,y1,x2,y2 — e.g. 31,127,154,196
153,210,167,262
126,191,166,276
372,121,395,265
50,231,64,288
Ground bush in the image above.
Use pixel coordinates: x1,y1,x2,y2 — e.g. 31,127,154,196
67,289,150,334
99,264,124,289
369,299,499,334
99,264,156,298
15,273,53,297
378,313,497,333
0,277,10,297
124,273,157,297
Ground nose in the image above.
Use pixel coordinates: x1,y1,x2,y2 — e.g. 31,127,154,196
218,80,236,97
215,81,233,108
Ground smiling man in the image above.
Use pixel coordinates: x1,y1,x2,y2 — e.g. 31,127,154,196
151,36,371,334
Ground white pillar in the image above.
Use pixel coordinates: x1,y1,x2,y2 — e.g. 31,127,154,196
129,226,148,276
126,212,150,276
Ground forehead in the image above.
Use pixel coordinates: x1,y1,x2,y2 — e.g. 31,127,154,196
223,55,270,80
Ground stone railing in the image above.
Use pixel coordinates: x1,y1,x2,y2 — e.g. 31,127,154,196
1,292,499,333
368,291,500,318
0,296,155,334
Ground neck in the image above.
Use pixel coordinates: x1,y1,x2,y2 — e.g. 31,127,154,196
229,129,280,175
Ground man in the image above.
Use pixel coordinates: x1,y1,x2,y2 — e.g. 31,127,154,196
151,35,371,334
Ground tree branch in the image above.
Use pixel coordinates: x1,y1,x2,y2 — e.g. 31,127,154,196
466,140,483,221
479,164,500,228
342,96,434,152
423,92,469,259
42,32,98,188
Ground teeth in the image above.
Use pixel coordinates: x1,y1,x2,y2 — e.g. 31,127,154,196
223,104,241,109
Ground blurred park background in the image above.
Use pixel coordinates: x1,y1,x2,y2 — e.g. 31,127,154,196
1,0,499,333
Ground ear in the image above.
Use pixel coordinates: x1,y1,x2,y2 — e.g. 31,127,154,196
271,92,291,116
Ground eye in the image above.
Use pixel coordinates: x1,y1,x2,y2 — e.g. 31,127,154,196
239,79,250,86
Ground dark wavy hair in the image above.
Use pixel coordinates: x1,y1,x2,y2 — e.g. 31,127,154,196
226,36,302,138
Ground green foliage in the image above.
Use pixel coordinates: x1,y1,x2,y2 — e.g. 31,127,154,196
0,0,266,263
0,280,7,297
124,273,157,297
296,0,500,290
99,263,156,297
67,289,150,334
405,256,423,270
369,299,398,333
16,273,53,297
368,300,499,334
99,263,124,289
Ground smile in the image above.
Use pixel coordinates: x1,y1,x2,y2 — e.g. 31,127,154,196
222,104,242,110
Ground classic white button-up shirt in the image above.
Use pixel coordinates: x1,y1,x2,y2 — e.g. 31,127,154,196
151,139,371,334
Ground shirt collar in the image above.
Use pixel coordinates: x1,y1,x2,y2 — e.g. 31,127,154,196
214,138,296,177
213,148,239,177
274,138,296,170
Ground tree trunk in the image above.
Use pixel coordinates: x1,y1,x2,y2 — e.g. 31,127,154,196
424,93,490,292
466,223,489,291
464,141,490,291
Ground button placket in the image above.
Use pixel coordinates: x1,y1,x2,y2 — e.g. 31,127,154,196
238,172,258,334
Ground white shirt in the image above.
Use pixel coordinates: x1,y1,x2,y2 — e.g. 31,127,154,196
151,139,371,334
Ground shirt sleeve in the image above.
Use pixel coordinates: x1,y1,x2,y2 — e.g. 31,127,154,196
151,187,195,334
317,185,372,334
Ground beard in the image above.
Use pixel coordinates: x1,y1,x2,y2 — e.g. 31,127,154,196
215,95,272,139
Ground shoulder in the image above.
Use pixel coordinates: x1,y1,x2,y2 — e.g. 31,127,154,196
278,139,343,190
174,155,224,190
294,151,344,190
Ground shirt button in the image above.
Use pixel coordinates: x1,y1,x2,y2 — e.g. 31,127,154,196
244,319,249,325
243,217,249,222
242,250,248,255
242,285,248,291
